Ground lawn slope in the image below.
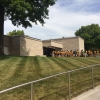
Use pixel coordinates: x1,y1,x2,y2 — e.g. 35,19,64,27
0,56,100,100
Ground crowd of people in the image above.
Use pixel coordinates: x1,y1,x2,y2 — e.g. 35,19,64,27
51,50,100,57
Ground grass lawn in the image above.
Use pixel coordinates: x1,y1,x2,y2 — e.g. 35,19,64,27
0,56,100,100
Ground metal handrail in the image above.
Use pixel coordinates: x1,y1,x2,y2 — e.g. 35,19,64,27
0,64,100,100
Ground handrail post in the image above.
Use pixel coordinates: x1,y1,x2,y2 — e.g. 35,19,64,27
68,72,71,100
91,66,94,89
31,83,33,100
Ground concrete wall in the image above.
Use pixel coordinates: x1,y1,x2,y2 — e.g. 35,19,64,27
3,35,84,56
3,36,43,56
20,36,43,56
52,36,84,51
51,41,63,48
79,37,84,51
42,40,51,47
10,36,20,56
43,40,63,48
3,36,11,55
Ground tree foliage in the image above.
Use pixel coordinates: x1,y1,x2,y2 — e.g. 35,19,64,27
0,0,56,55
7,30,24,36
1,0,56,28
75,24,100,50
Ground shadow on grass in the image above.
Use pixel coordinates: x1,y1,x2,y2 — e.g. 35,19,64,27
38,78,95,100
49,57,70,70
33,57,42,78
59,57,80,68
0,55,10,60
7,56,29,85
38,86,69,100
71,57,97,65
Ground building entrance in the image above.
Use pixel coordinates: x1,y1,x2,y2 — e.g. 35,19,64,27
43,47,55,56
43,47,62,56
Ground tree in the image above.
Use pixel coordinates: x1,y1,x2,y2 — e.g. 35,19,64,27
7,30,24,36
0,0,56,55
75,24,100,50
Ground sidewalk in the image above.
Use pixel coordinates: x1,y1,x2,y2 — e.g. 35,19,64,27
72,85,100,100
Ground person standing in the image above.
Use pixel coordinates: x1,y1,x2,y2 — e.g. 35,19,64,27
74,49,77,57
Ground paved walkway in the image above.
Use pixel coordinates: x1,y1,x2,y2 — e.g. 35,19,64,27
72,85,100,100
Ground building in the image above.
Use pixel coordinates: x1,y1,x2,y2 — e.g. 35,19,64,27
3,35,84,56
51,36,84,51
42,39,63,56
3,35,43,56
42,36,84,56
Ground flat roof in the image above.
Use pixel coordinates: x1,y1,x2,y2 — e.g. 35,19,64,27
4,35,42,42
50,36,84,41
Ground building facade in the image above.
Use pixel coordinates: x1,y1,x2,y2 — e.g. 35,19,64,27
3,35,84,56
51,36,84,51
3,35,43,56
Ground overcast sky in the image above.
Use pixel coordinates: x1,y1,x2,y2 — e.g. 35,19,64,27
4,0,100,40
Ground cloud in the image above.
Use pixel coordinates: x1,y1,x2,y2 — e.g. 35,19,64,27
4,0,100,40
57,0,100,13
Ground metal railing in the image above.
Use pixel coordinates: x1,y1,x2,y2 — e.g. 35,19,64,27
0,64,100,100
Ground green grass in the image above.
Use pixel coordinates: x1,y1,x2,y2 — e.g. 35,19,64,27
0,56,100,100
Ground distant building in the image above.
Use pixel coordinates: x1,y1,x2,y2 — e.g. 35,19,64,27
3,35,84,56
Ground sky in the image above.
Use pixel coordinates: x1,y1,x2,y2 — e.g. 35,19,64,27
4,0,100,40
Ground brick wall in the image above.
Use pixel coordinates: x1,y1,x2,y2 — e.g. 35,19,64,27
3,35,84,56
52,36,84,51
43,40,63,48
20,36,43,56
79,37,84,51
42,40,51,47
3,36,43,56
3,35,11,55
10,36,20,56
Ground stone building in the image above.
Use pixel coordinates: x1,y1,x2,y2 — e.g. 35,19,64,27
42,36,84,56
42,40,63,56
3,35,43,56
3,35,84,56
51,36,84,51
